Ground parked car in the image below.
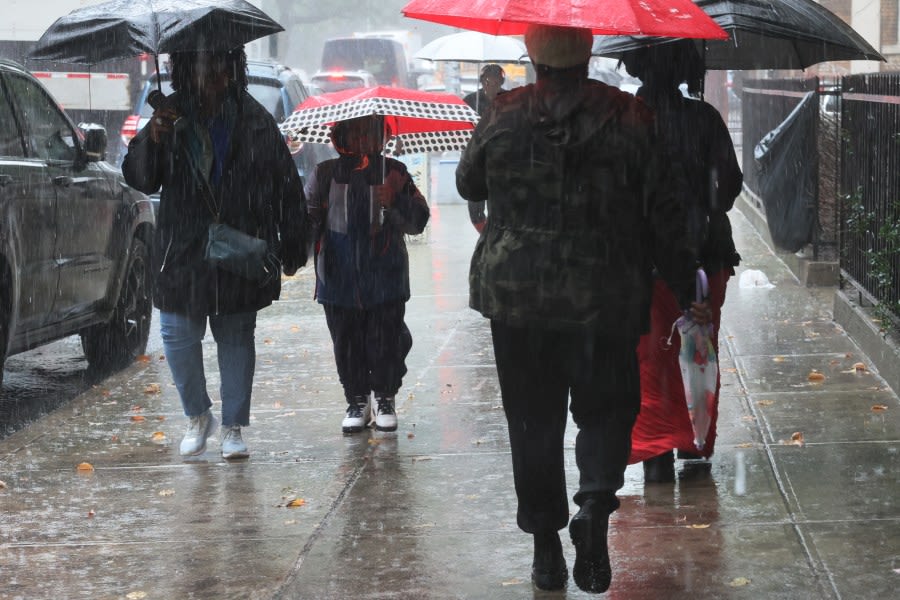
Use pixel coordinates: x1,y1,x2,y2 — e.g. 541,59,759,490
309,69,378,94
0,59,155,387
117,59,335,199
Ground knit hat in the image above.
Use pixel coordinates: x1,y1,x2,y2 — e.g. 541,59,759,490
525,24,593,69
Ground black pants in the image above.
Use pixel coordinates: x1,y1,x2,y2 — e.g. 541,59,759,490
323,301,412,401
490,321,640,534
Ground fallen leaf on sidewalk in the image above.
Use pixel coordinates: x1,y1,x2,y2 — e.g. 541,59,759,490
130,415,145,422
87,510,95,518
772,356,786,362
853,362,868,372
143,383,161,394
76,462,94,472
286,498,306,508
150,431,166,443
807,371,826,382
757,400,774,407
786,432,805,446
687,523,710,529
728,577,751,587
735,442,755,448
872,404,889,412
136,355,151,363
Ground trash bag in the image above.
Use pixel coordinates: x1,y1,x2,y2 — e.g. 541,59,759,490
668,268,719,451
753,92,818,253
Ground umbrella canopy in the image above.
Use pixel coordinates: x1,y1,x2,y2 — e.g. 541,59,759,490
592,0,885,70
415,31,528,63
401,0,729,39
670,269,718,451
280,86,480,156
28,0,283,65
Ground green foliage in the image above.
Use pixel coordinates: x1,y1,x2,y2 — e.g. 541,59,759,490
843,187,900,331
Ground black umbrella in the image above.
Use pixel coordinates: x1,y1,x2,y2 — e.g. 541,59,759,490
592,0,884,70
28,0,283,66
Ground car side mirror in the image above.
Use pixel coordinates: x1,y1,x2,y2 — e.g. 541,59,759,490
78,123,108,162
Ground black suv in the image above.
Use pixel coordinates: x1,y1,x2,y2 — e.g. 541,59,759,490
0,59,155,387
118,59,335,188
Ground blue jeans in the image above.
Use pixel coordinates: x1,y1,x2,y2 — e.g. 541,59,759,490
159,311,257,427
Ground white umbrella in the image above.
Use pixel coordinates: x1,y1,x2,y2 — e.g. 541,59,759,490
415,31,528,63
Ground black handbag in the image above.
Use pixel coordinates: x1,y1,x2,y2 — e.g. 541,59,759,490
187,146,278,284
205,222,273,282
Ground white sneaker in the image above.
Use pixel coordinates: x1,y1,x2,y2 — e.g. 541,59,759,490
372,395,398,432
221,425,249,459
179,410,219,456
341,395,371,434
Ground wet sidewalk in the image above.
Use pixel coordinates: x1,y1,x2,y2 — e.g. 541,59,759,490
1,203,898,599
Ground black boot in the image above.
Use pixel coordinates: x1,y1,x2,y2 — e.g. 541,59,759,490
643,450,675,483
677,449,704,460
568,497,612,593
531,531,568,591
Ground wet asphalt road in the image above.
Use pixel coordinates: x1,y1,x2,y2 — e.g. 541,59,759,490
1,202,899,599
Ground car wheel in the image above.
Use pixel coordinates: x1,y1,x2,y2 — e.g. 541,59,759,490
81,238,152,373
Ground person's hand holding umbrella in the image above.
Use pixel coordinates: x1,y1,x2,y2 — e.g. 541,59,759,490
148,104,180,144
689,299,713,326
376,170,406,210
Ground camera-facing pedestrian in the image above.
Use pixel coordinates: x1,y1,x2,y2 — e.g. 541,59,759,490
456,24,708,593
304,115,430,434
463,63,507,117
463,64,508,234
122,46,308,460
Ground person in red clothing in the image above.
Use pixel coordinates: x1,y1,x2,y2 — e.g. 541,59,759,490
621,41,743,483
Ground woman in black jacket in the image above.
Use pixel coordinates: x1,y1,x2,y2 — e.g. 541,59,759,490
621,41,743,482
122,46,307,460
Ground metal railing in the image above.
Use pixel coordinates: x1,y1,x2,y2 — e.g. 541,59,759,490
839,72,900,322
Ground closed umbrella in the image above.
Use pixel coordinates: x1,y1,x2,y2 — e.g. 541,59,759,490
668,269,718,451
402,0,728,39
592,0,885,70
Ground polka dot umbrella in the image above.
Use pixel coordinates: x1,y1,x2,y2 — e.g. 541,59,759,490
280,86,480,156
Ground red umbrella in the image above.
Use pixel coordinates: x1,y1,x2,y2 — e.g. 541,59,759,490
279,86,480,155
401,0,729,39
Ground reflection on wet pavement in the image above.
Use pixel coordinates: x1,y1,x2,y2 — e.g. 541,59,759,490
1,205,898,599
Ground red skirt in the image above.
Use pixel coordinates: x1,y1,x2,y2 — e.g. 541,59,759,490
629,270,730,464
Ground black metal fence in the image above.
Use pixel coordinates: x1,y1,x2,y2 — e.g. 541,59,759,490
839,72,900,322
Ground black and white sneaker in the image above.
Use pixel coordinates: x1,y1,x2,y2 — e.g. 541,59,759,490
372,395,398,432
341,396,370,434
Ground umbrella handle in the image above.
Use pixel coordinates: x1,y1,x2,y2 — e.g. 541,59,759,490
696,268,709,303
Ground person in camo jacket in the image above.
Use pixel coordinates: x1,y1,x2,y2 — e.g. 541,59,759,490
456,24,710,594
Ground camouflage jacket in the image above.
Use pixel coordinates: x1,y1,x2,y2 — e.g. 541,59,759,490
456,77,697,335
